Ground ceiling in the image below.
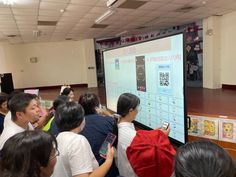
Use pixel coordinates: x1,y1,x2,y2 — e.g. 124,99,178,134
0,0,236,44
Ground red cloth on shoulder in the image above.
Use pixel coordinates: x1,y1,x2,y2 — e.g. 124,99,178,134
126,129,176,177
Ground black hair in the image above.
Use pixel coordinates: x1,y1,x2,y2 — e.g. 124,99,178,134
0,92,8,107
174,141,236,177
117,93,140,117
61,87,74,96
53,95,70,110
55,102,84,132
78,93,100,115
6,90,22,109
113,93,140,148
8,93,36,120
0,130,57,177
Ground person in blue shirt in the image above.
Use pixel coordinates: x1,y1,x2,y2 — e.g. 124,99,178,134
79,93,119,177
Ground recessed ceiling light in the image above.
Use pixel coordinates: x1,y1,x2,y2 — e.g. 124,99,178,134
60,9,65,13
202,1,206,4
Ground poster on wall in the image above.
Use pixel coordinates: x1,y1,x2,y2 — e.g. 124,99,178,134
201,117,219,140
188,115,202,136
219,119,236,143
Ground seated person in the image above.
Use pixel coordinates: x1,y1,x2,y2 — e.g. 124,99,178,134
61,87,74,101
52,102,114,177
0,92,8,134
79,93,119,177
173,141,236,177
114,93,175,177
0,130,58,177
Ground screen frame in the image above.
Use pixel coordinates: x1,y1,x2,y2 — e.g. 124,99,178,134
102,32,187,146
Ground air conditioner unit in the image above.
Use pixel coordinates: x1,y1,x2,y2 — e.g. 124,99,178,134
106,0,118,7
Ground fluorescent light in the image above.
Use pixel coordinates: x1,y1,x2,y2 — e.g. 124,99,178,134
116,30,128,37
95,9,115,24
2,0,16,5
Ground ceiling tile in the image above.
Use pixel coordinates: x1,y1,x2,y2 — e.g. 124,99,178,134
70,0,99,6
40,2,68,10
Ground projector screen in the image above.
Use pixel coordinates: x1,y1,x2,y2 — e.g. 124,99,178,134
103,33,187,145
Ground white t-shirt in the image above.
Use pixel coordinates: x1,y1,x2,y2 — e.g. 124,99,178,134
117,122,138,177
4,112,34,130
0,112,34,150
52,132,99,177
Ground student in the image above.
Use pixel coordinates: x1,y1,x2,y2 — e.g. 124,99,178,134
61,87,75,101
30,95,50,129
115,93,175,177
0,92,8,134
52,102,114,177
43,95,69,136
0,93,40,149
0,130,58,177
79,93,119,177
174,141,236,177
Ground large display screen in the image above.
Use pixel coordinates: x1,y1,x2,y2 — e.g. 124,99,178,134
103,33,187,144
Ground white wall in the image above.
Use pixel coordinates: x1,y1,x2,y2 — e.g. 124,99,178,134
221,11,236,85
0,39,97,88
203,16,221,89
203,11,236,88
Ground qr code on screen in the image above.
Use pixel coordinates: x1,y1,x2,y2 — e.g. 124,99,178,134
159,72,170,87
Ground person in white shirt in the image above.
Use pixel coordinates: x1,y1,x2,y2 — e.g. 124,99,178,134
114,93,170,177
0,93,40,149
3,91,34,130
0,130,58,177
52,101,114,177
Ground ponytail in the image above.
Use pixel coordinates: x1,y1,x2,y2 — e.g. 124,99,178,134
112,114,121,148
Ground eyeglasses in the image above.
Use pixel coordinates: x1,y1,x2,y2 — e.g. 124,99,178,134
50,148,60,160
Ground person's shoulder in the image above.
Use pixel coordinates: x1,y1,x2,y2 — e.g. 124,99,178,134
86,114,114,123
0,113,5,119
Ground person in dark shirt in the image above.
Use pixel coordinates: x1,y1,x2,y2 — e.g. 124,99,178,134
47,95,70,136
79,93,119,177
0,92,8,134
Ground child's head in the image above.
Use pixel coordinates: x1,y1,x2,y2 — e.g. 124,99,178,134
174,141,236,177
117,93,140,119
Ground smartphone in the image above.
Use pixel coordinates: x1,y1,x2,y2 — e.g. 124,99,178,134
99,133,116,158
162,122,170,130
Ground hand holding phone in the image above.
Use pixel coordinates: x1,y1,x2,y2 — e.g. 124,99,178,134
162,122,170,130
99,133,116,158
161,122,170,136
